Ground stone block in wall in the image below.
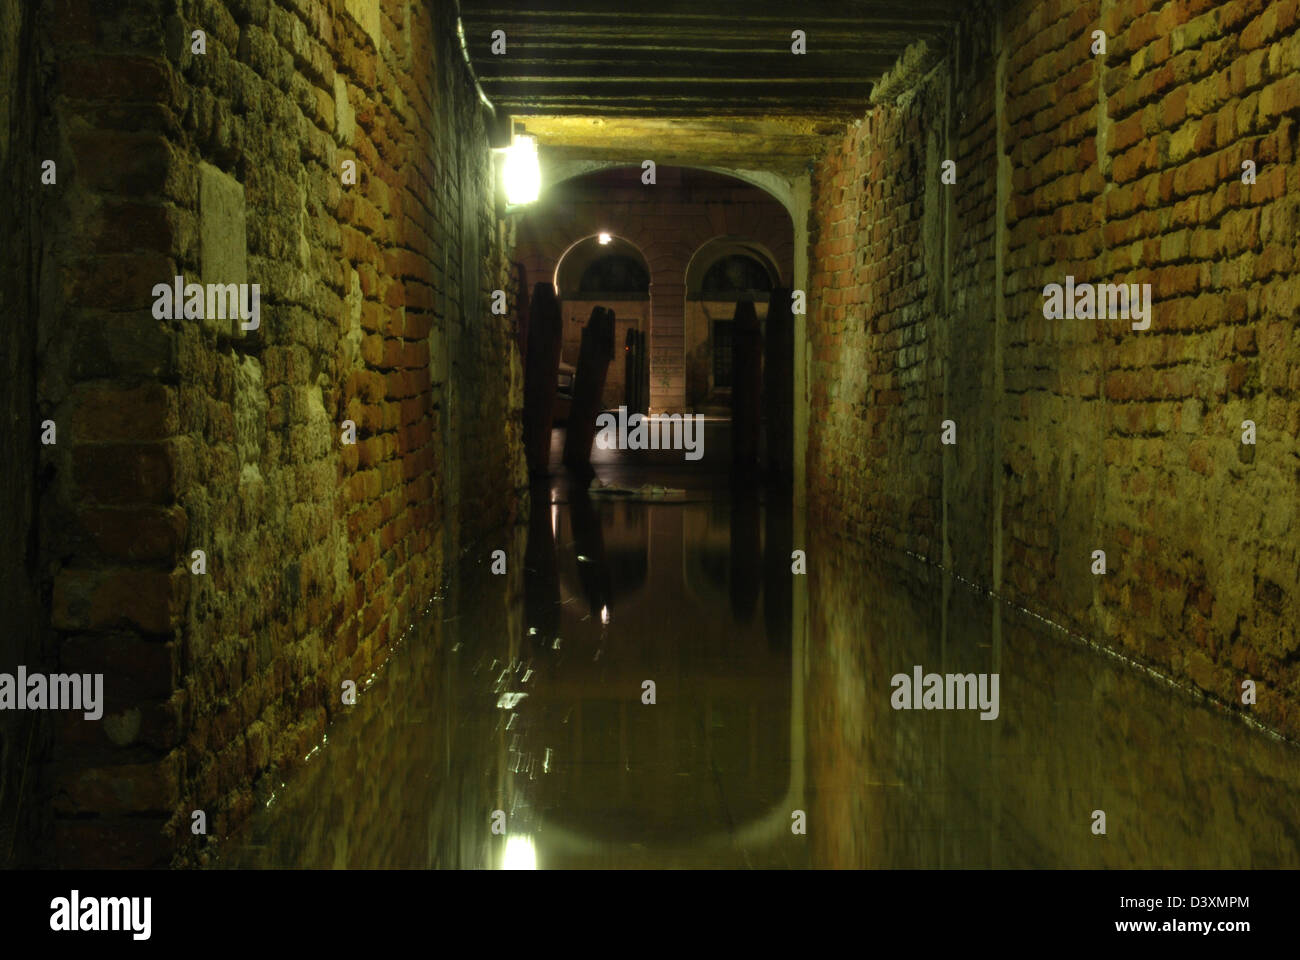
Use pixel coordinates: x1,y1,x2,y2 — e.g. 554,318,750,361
71,443,176,506
199,161,249,339
50,753,181,816
60,633,178,707
79,505,188,564
71,382,178,443
344,0,382,51
334,73,355,146
51,567,187,635
70,311,177,381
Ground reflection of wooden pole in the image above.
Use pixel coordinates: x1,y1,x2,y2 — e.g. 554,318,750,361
765,286,793,479
563,306,616,472
639,327,650,413
523,282,562,476
568,481,611,618
524,476,560,647
627,328,647,415
730,480,761,623
639,328,649,415
732,300,762,468
624,326,648,415
624,328,636,411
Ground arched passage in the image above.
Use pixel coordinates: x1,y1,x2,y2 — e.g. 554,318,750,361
513,166,794,414
553,234,652,411
683,238,783,414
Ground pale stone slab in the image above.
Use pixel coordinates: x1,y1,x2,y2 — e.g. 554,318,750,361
199,161,247,338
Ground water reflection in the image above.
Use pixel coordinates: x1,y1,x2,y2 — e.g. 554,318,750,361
219,465,1300,869
806,532,1300,869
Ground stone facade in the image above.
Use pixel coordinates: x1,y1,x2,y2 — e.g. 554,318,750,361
807,0,1300,737
17,0,522,866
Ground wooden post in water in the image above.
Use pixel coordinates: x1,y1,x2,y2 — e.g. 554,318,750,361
633,328,649,415
624,327,637,412
523,282,563,476
624,327,648,415
731,299,763,469
563,306,616,473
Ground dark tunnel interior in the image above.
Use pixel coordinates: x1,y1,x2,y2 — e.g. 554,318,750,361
1,0,1298,891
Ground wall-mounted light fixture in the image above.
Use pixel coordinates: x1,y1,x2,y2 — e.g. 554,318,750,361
500,133,540,208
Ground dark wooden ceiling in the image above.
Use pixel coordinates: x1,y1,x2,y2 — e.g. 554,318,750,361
456,0,961,118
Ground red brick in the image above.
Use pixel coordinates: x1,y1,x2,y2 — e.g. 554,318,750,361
73,443,176,504
58,56,176,102
72,382,177,442
80,505,187,562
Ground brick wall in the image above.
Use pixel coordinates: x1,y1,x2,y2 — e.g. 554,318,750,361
28,0,521,865
218,527,526,868
808,0,1300,736
0,0,46,867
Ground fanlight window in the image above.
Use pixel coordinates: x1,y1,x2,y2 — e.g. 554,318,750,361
577,255,650,295
699,254,773,300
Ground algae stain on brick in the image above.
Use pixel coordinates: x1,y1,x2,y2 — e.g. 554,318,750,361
233,354,267,486
343,267,363,364
333,74,355,146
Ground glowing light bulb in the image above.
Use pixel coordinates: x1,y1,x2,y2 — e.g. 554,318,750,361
502,135,540,205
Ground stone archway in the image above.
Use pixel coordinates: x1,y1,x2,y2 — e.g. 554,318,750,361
683,238,782,413
553,234,653,411
513,167,794,414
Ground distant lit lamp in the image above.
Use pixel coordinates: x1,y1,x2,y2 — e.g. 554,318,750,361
502,835,537,870
598,232,612,245
502,134,540,207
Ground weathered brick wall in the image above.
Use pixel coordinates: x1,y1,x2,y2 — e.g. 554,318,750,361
807,82,946,562
30,0,521,866
218,529,525,868
515,167,793,413
808,0,1300,736
0,0,47,867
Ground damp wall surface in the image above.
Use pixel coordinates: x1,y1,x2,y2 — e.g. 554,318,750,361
0,0,47,868
806,0,1300,737
15,0,522,866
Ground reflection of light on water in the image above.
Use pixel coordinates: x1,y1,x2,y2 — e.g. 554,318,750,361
551,504,558,538
600,605,610,625
502,835,537,870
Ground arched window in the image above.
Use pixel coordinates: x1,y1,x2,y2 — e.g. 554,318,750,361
700,255,773,299
578,255,650,296
685,239,780,303
555,235,651,300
